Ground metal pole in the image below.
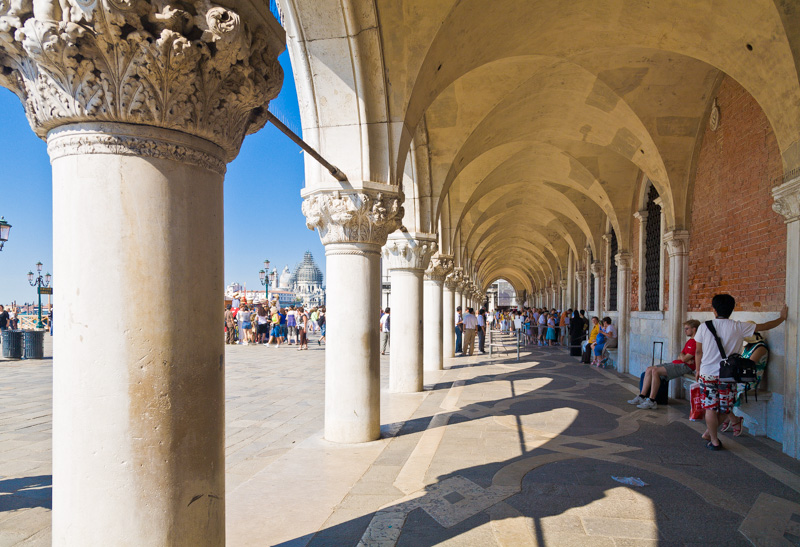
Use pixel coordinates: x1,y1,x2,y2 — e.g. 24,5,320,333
36,285,43,329
265,112,348,183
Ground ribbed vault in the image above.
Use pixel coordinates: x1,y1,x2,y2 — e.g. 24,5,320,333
284,0,800,293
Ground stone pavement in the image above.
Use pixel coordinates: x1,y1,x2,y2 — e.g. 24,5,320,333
3,333,800,545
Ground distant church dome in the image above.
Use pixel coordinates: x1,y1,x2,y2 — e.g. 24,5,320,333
294,251,323,285
279,265,292,289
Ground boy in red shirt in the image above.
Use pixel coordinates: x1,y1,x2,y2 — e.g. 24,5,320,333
627,319,700,410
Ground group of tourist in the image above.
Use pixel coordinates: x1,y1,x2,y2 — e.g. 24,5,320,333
453,306,488,356
224,302,326,350
627,293,787,451
485,293,787,451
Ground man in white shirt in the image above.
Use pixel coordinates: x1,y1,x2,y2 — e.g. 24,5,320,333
694,294,787,450
379,308,391,355
462,307,479,356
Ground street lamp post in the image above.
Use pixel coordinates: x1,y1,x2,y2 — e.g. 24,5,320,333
259,259,270,302
0,217,11,251
27,261,51,329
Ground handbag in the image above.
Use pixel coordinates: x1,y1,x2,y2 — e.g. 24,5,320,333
689,382,704,421
704,321,758,383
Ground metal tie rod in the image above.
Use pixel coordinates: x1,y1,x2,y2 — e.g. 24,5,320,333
265,111,348,183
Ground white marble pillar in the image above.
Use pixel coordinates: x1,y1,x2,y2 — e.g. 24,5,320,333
443,274,458,358
576,270,586,313
559,280,567,310
0,3,285,543
383,233,436,392
303,189,404,442
567,252,575,308
591,261,604,319
664,231,690,397
615,252,633,374
773,179,800,459
424,254,453,370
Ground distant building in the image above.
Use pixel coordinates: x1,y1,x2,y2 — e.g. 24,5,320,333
226,252,325,310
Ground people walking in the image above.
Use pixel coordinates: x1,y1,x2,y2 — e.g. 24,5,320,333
462,307,478,356
224,305,235,344
380,308,391,355
455,306,463,354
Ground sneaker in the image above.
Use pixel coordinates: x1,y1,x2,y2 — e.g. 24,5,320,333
637,399,657,410
627,395,645,405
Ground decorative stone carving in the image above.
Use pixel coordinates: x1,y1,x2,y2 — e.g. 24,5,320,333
709,98,720,131
663,231,690,257
773,176,800,223
302,189,404,246
590,261,604,278
383,234,436,271
0,0,283,161
614,251,633,270
445,267,463,291
425,253,453,282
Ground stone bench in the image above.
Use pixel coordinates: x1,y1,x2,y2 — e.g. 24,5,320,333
603,348,618,369
680,376,773,436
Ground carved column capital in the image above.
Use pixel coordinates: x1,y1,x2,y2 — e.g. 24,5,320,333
425,253,453,282
663,230,690,257
590,261,604,278
615,251,633,270
382,233,436,271
302,188,404,247
773,176,800,223
0,0,284,162
575,270,587,283
633,209,649,223
445,267,462,291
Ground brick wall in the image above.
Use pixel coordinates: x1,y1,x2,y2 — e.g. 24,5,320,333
688,76,785,312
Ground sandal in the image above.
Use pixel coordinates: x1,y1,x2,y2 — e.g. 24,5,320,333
719,421,732,433
706,441,723,451
732,420,743,437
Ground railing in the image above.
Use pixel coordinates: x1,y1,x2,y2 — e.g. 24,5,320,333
16,315,47,330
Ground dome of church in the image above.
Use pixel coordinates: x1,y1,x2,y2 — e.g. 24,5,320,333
279,265,292,289
294,251,323,285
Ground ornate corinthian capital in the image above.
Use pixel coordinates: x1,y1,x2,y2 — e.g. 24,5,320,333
383,233,437,271
0,0,284,161
615,251,633,270
302,189,404,246
773,176,800,223
663,231,690,257
425,253,453,282
445,267,463,291
590,261,604,278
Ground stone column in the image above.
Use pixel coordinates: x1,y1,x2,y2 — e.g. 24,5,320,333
602,232,613,312
664,231,690,397
615,252,633,374
0,2,284,543
773,179,800,459
303,189,404,442
591,261,604,318
383,233,436,392
424,254,453,371
443,273,459,358
559,280,567,310
576,270,586,312
567,252,575,308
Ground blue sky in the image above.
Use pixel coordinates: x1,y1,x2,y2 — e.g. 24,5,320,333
0,51,325,305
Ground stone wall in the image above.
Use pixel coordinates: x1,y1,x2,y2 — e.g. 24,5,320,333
688,75,785,313
628,312,670,379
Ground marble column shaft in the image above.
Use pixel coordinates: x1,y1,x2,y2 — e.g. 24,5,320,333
383,233,436,392
591,262,604,319
664,231,690,398
303,189,404,442
443,278,457,358
772,178,800,459
615,252,632,374
0,2,285,543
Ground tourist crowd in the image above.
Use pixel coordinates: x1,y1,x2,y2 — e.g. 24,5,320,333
224,302,325,350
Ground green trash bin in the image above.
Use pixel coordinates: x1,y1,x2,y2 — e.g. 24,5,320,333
2,330,23,359
22,330,44,360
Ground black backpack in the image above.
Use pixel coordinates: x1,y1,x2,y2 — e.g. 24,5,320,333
705,321,758,384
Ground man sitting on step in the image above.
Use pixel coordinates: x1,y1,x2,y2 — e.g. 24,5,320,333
627,319,700,410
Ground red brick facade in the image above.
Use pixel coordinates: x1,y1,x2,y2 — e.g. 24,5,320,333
688,76,785,312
